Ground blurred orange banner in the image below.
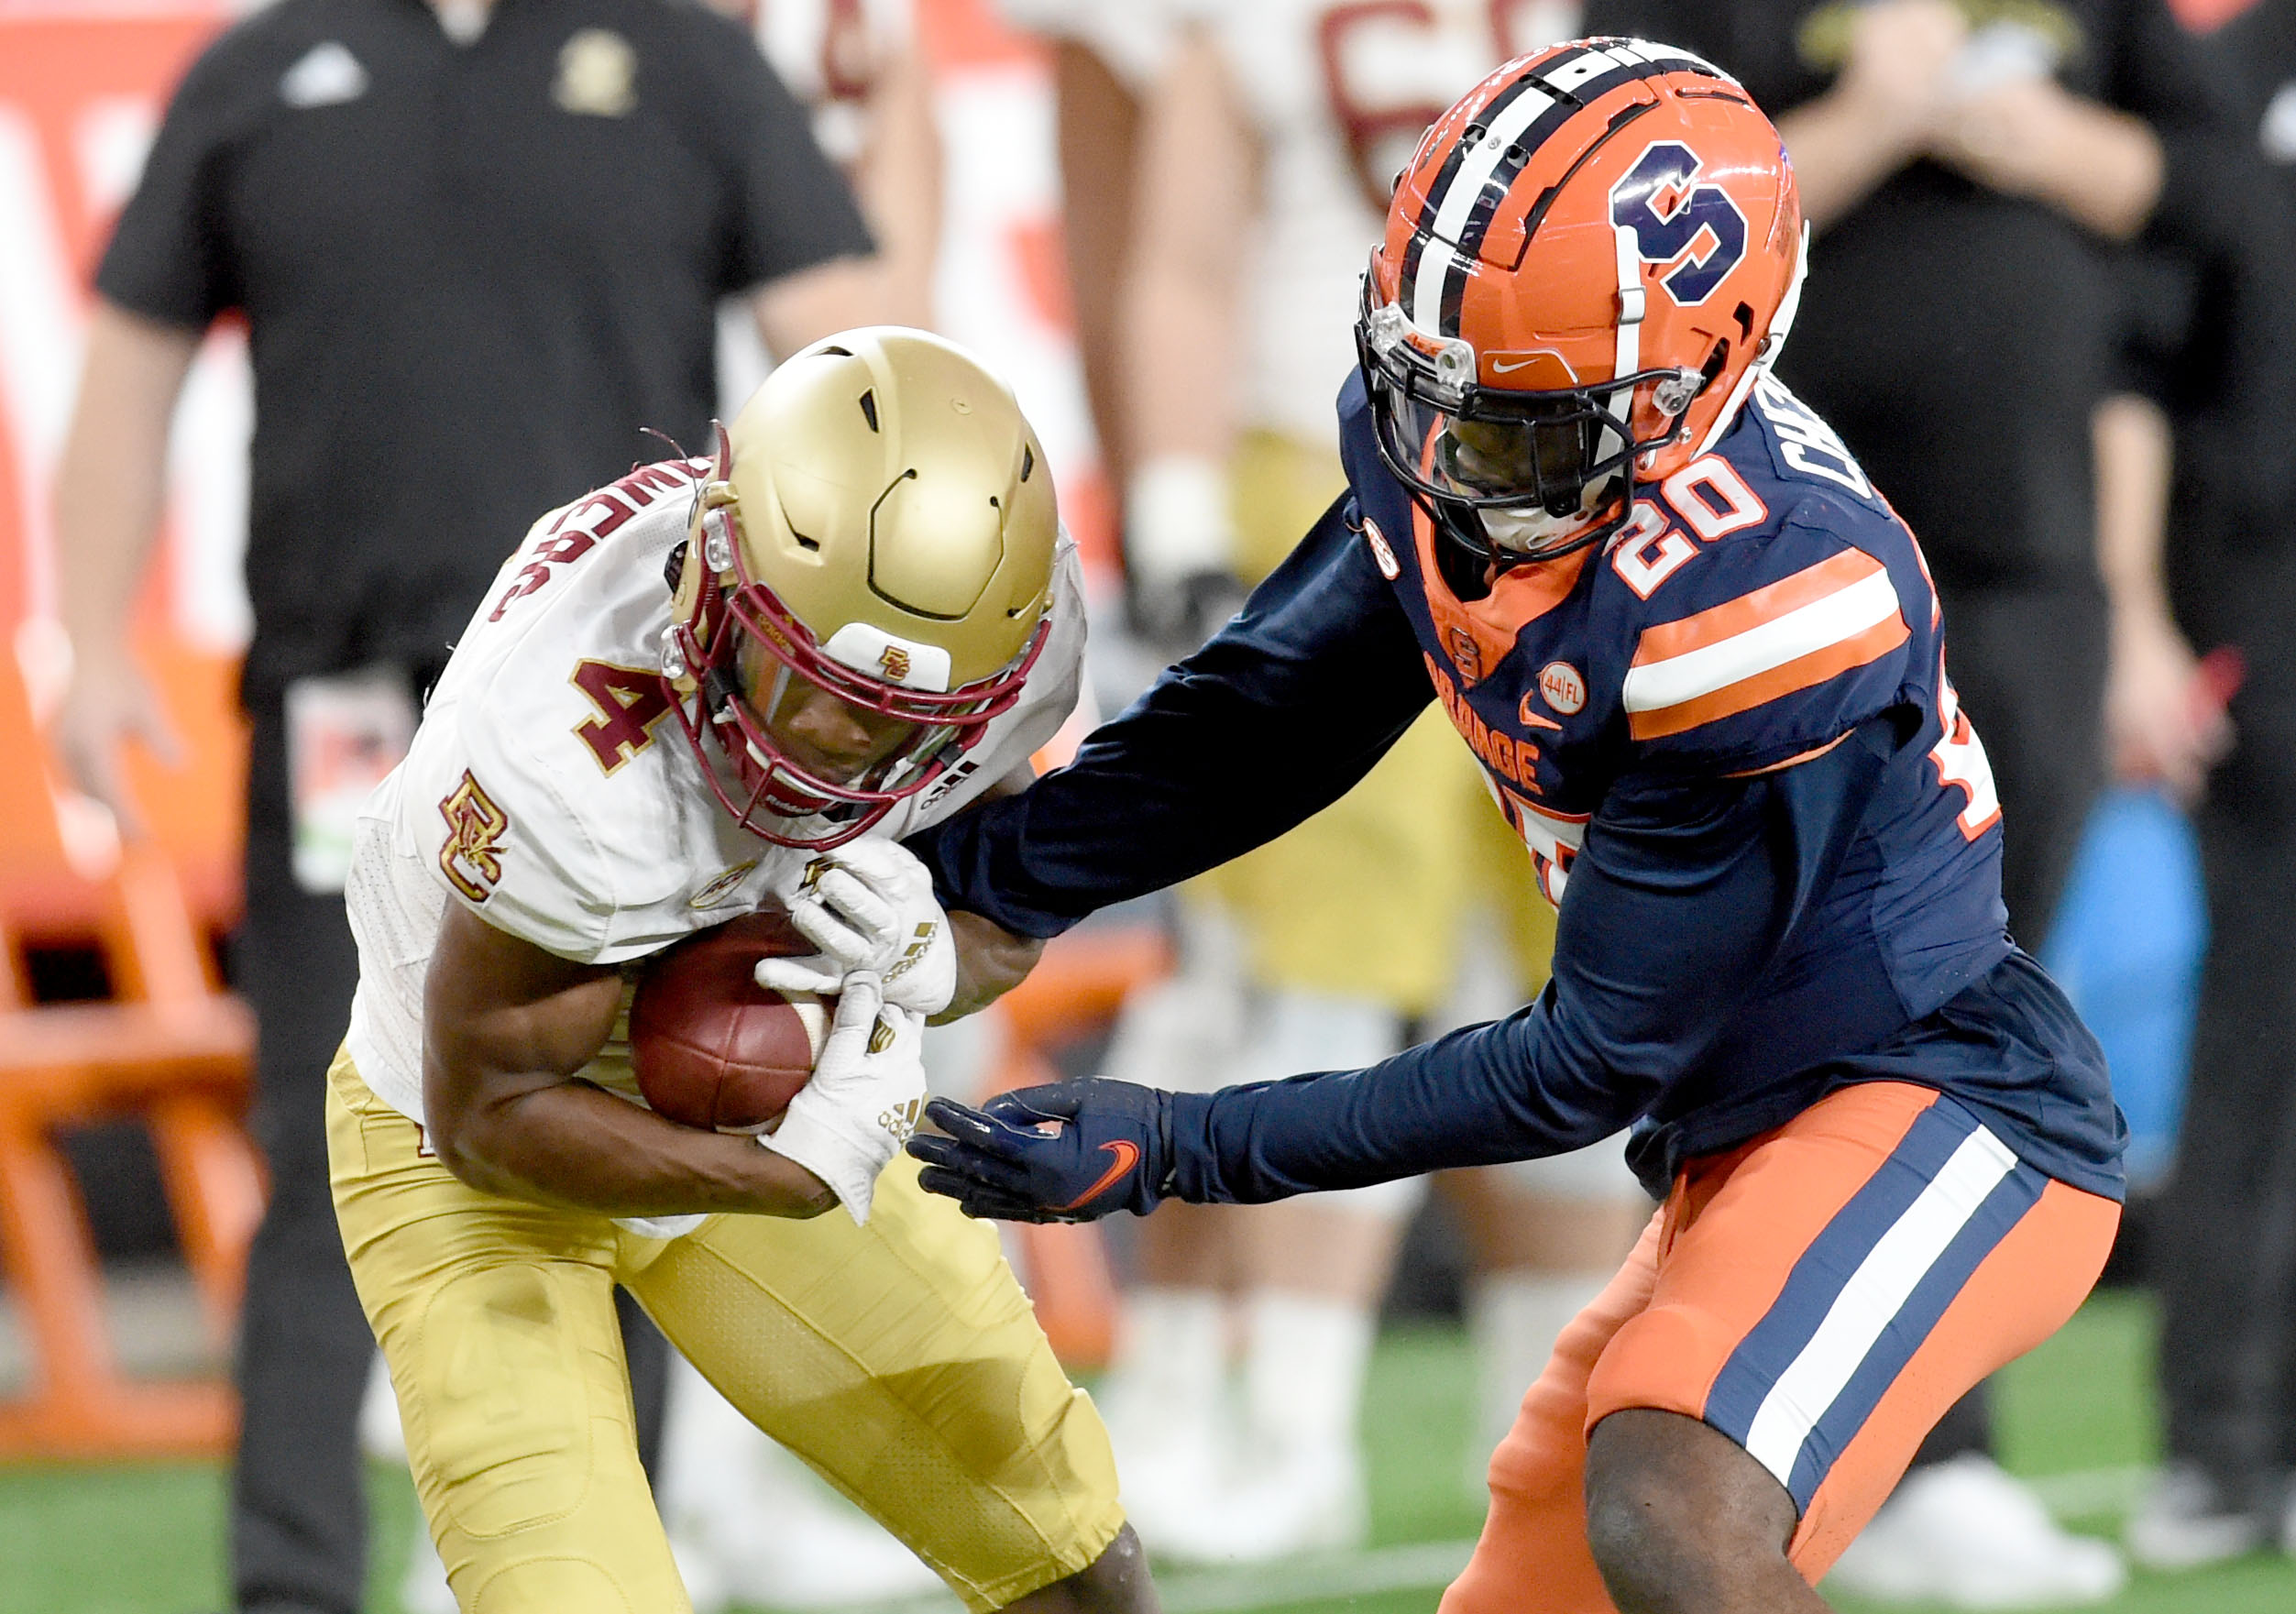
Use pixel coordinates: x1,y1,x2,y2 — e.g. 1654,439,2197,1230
0,3,247,938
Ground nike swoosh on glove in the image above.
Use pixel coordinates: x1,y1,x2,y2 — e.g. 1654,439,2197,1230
756,840,956,1017
906,1079,1173,1223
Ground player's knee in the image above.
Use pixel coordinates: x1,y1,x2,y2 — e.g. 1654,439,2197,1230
1584,1456,1697,1610
466,1555,634,1614
1001,1526,1154,1613
1583,1410,1797,1614
413,1265,600,1534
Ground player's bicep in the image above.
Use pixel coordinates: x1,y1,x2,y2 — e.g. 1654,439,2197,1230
422,904,626,1125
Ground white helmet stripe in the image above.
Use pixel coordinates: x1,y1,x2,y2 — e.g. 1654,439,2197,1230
1599,223,1646,468
1412,238,1458,333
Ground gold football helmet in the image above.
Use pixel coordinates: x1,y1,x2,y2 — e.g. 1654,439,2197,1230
663,328,1059,848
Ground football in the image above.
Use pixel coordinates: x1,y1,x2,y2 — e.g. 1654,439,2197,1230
629,905,829,1133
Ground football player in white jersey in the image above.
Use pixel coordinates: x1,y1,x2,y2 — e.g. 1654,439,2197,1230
631,12,966,1609
1071,0,1656,1561
330,329,1151,1614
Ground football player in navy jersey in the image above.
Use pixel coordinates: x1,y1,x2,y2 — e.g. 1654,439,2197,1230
897,38,2124,1614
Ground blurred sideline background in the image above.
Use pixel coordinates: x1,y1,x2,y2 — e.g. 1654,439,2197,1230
0,0,2247,1610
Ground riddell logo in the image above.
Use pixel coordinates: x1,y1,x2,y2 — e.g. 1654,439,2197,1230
1539,661,1587,715
879,644,913,683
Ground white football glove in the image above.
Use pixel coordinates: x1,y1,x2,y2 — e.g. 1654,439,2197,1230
760,972,925,1224
756,839,957,1017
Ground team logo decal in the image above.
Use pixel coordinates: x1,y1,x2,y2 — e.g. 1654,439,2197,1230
439,771,510,903
1610,142,1748,305
879,643,914,684
687,862,758,910
1538,661,1587,715
1363,517,1401,581
555,28,637,117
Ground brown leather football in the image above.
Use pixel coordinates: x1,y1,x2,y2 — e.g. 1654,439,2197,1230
629,905,828,1133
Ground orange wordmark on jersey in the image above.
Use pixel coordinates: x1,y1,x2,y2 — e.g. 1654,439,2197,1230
1425,653,1540,793
1623,549,1909,741
439,771,511,902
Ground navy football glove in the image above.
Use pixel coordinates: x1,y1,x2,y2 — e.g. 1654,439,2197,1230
906,1080,1174,1223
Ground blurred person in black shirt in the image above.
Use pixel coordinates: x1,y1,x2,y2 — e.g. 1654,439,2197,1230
2112,0,2296,1570
1582,0,2256,1604
43,4,876,1612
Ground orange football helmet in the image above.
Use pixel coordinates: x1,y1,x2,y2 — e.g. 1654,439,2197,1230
1356,38,1806,566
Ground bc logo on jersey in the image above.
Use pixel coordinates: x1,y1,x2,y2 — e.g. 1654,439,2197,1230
1610,143,1749,305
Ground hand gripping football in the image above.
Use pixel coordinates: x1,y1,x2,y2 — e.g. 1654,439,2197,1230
630,905,830,1133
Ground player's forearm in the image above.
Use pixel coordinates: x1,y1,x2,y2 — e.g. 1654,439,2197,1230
2009,101,2162,241
54,302,200,656
937,909,1044,1023
908,508,1435,933
852,49,942,331
1117,29,1250,470
2021,101,2162,242
1166,1013,1642,1204
430,1076,835,1218
2094,393,2175,629
1165,724,1902,1202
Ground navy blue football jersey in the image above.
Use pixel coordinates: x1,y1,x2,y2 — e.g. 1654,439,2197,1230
910,369,2125,1202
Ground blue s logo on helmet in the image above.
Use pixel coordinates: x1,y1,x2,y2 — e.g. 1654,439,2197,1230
1610,142,1750,306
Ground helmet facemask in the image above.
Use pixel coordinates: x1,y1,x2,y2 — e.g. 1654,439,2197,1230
663,444,1049,851
1356,283,1708,573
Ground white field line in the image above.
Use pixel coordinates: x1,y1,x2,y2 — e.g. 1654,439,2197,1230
2025,1464,2156,1520
839,1468,2150,1614
1154,1539,1478,1612
838,1540,1478,1614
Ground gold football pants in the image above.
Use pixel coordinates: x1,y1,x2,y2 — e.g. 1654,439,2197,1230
1193,431,1556,1014
325,1049,1125,1613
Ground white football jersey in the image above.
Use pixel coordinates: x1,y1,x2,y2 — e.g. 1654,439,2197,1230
992,0,1178,90
343,456,1086,1129
1187,0,1582,444
753,0,914,166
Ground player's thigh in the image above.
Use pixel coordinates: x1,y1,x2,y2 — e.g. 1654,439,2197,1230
1206,710,1482,1012
1441,1210,1665,1614
1588,1081,2119,1581
631,1156,1124,1614
326,1053,685,1613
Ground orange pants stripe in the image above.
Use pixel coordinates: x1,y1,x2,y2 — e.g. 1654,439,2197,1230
1442,1081,2119,1614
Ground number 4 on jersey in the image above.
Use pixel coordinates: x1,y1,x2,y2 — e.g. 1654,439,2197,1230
573,660,674,773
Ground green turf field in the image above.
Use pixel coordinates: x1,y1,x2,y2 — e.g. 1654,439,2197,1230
5,1291,2291,1614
